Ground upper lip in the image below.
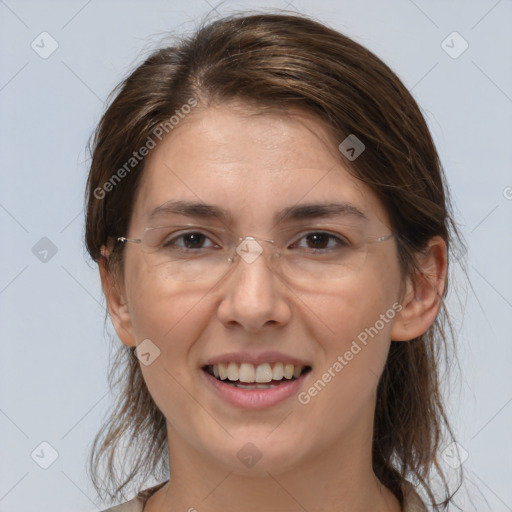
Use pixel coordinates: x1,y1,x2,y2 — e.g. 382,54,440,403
202,351,312,368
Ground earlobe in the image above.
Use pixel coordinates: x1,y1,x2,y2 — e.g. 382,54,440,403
99,252,137,347
391,236,448,341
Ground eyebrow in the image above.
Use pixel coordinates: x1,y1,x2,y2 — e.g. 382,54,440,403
275,202,367,223
149,200,230,222
147,200,368,224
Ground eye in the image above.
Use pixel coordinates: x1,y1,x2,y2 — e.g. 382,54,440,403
163,231,219,251
290,231,350,252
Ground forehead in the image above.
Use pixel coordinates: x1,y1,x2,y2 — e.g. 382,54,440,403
130,103,390,230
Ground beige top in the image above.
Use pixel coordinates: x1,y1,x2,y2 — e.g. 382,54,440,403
101,480,427,512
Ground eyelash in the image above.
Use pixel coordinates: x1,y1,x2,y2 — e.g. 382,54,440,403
163,231,350,252
290,232,350,252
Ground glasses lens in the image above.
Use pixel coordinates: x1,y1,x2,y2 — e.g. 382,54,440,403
136,224,389,286
139,225,233,283
265,227,366,288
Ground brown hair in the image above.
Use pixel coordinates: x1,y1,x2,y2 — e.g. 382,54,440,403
85,12,463,509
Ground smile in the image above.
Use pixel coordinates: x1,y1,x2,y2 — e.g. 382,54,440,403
202,363,312,409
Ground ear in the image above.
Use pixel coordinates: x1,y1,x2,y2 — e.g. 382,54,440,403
99,248,136,347
391,236,448,341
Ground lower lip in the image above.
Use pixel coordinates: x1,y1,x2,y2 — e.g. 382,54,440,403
202,369,309,409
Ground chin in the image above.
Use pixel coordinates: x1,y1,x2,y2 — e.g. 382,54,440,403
202,434,307,476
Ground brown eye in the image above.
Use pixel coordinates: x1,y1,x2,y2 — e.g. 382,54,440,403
291,232,350,252
181,233,207,249
162,232,216,251
304,233,330,249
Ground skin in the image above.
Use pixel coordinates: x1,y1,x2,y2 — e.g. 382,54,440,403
101,101,447,512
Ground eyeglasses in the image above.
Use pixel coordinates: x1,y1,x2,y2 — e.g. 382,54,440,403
116,223,393,288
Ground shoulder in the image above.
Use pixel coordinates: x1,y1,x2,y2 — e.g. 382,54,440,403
100,481,168,512
402,481,428,512
101,499,143,512
100,497,144,512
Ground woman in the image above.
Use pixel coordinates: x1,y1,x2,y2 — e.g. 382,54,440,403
85,12,463,512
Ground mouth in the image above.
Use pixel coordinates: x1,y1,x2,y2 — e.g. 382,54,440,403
202,362,312,388
201,362,312,409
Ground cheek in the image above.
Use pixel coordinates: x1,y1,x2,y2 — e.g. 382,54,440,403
124,269,218,424
297,301,396,440
315,285,396,380
311,256,401,346
123,255,215,385
306,253,402,404
124,247,203,333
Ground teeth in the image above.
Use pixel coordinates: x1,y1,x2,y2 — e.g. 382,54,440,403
208,362,307,383
255,363,273,383
239,363,255,383
273,362,284,380
218,362,228,380
227,362,239,381
233,382,276,389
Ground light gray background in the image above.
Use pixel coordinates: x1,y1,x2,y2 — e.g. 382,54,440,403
1,0,511,511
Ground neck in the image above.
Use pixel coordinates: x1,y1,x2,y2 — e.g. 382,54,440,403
147,416,401,512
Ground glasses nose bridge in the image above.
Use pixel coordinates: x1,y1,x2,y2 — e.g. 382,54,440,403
228,235,278,267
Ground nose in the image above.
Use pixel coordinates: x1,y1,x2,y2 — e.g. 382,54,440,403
216,238,292,332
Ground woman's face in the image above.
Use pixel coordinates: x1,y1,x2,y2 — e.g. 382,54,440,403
114,102,404,476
